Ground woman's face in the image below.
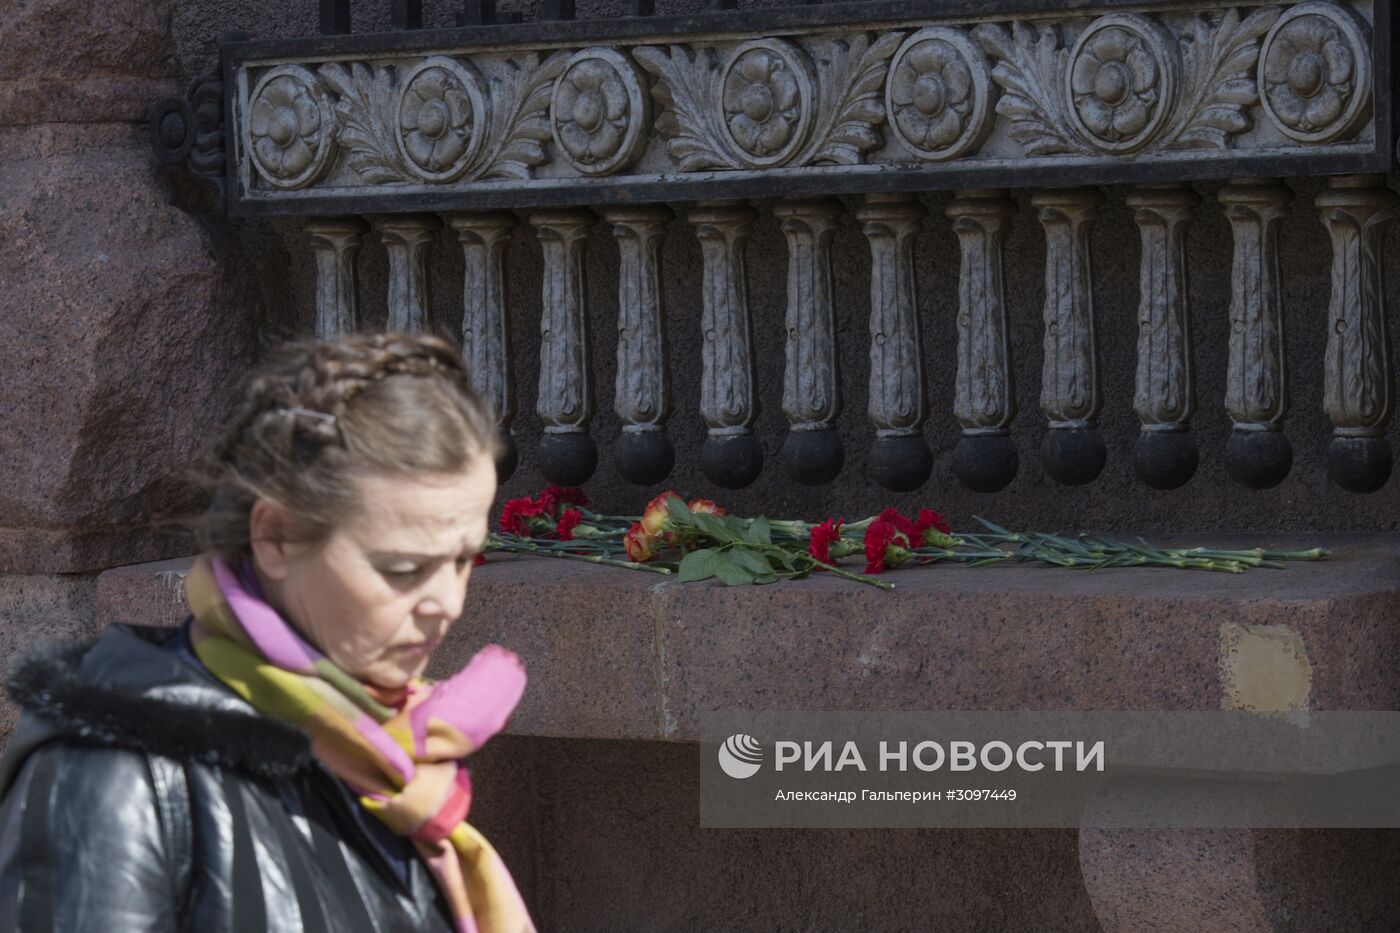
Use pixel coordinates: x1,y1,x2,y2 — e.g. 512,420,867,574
250,455,497,690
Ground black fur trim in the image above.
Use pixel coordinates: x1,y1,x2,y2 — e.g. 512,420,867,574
5,638,315,781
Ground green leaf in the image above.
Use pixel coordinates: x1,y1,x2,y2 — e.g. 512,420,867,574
732,547,775,577
703,550,755,586
665,495,694,527
677,548,720,582
745,516,772,545
690,510,735,543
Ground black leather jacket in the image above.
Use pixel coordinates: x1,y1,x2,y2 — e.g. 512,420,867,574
0,624,459,932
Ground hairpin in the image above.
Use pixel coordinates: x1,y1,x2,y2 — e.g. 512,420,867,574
280,406,337,423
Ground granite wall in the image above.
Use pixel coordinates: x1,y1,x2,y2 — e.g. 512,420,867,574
2,3,1399,929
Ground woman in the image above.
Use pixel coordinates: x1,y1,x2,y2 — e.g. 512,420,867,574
0,333,535,932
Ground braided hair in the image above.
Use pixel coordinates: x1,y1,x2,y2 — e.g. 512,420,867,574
191,333,504,559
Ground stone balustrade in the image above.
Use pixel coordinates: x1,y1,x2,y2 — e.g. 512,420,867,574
153,1,1398,493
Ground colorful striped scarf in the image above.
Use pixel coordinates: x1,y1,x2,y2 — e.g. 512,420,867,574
184,553,535,933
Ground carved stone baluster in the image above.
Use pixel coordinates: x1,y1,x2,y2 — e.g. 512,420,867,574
375,214,439,335
447,211,519,482
774,197,844,486
307,217,366,339
530,209,597,486
946,189,1018,493
1032,188,1105,486
688,201,763,490
1317,175,1398,493
1219,179,1293,490
1127,185,1199,490
856,194,931,492
603,205,675,486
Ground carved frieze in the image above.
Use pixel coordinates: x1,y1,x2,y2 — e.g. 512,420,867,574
247,65,334,189
634,31,901,170
219,0,1388,210
1258,1,1372,143
553,48,651,176
316,51,569,184
972,6,1283,155
885,27,995,162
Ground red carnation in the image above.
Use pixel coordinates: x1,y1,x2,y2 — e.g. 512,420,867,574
918,508,951,536
555,508,583,541
876,508,920,544
473,553,487,566
538,485,589,517
864,517,912,575
808,518,844,566
499,496,547,536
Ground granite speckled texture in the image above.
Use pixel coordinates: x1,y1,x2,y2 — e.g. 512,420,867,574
1079,827,1400,933
0,573,100,741
469,735,1104,932
84,534,1400,744
27,536,1399,929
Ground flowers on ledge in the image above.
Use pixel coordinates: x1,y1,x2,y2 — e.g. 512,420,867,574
477,487,1329,590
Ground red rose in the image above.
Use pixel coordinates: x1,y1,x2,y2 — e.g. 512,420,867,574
808,518,844,566
473,553,487,566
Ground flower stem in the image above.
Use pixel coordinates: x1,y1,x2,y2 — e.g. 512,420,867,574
488,535,673,574
806,557,896,590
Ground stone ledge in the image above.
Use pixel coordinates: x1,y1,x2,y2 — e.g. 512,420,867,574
93,534,1400,742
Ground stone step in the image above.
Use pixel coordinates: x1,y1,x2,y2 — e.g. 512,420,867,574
94,533,1400,743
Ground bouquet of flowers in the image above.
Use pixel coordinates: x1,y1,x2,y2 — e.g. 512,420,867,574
479,486,1328,591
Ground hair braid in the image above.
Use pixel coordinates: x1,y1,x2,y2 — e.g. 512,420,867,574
190,332,504,560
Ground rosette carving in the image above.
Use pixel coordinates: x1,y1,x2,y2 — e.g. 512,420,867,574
974,7,1280,155
248,65,333,189
317,50,568,185
551,48,649,176
720,39,815,166
635,31,902,171
1258,1,1371,143
395,57,488,182
885,27,995,162
1067,14,1177,153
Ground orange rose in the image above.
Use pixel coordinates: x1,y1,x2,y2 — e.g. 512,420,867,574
640,490,681,537
624,523,657,562
687,498,726,516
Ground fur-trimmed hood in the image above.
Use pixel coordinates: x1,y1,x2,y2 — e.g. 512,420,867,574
1,624,314,791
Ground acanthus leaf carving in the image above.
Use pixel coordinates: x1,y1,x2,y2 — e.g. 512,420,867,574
634,45,740,172
480,50,571,180
316,51,569,186
977,9,1280,157
971,21,1091,156
317,62,412,184
1162,6,1280,150
800,31,904,166
639,32,901,171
